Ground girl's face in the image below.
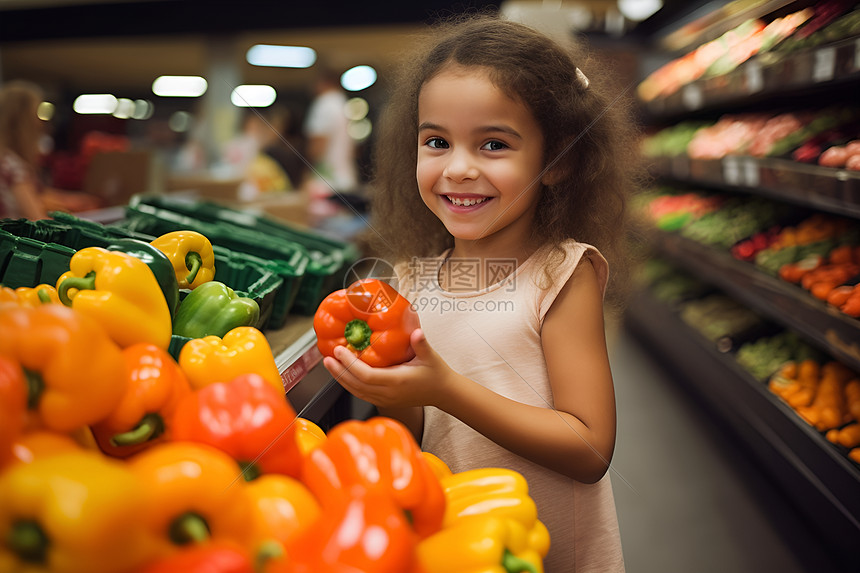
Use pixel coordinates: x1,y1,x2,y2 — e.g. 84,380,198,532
416,66,547,248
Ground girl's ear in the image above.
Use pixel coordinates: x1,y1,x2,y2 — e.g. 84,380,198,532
541,165,563,186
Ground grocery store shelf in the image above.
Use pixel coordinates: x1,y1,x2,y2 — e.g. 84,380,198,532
650,155,860,220
264,315,345,423
625,289,860,568
644,35,860,119
650,231,860,372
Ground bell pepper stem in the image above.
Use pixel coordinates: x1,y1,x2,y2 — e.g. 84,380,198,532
7,520,48,564
238,460,261,481
23,368,44,410
345,319,372,351
110,413,165,447
256,540,284,571
185,252,202,285
502,549,539,573
169,512,210,545
58,271,96,306
36,288,52,304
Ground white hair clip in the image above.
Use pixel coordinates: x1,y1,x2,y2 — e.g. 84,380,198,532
575,67,590,89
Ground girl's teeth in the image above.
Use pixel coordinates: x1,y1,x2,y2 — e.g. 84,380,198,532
449,196,488,207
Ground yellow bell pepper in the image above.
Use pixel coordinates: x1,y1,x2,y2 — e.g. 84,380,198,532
178,326,283,392
0,450,157,573
0,286,18,305
56,247,172,349
150,231,216,290
0,285,59,307
441,468,550,560
422,451,453,481
417,515,544,573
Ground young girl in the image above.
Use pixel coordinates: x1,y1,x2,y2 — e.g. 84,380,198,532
323,14,641,572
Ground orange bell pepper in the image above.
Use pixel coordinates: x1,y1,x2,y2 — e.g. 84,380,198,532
0,450,157,573
91,343,192,458
178,326,283,392
0,304,126,432
273,484,418,573
0,355,27,467
301,416,445,538
294,417,327,456
129,441,255,557
56,247,172,349
314,278,419,367
171,373,302,480
10,431,81,465
246,474,321,550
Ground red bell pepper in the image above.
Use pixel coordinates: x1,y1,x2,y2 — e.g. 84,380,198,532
272,484,418,573
314,278,419,367
135,541,254,573
91,343,192,458
301,416,445,538
171,373,302,480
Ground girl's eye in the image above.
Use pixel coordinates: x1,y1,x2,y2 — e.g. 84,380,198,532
481,140,508,151
425,137,449,149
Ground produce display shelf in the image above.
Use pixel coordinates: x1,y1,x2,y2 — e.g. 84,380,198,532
625,289,860,568
651,231,860,373
649,156,860,220
264,316,345,425
644,35,860,119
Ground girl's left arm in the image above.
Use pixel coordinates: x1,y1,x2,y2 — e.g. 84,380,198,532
324,260,616,483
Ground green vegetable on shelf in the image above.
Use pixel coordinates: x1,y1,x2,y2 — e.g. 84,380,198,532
172,281,260,339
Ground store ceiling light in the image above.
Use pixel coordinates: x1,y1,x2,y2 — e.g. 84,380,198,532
341,65,377,92
617,0,662,22
231,85,277,107
152,76,208,97
37,101,54,121
344,97,369,121
132,99,154,120
73,94,118,114
246,44,316,68
112,98,135,119
347,118,372,142
168,111,193,133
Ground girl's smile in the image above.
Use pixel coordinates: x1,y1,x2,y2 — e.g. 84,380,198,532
416,65,547,251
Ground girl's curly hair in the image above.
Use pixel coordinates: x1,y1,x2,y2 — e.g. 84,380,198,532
367,14,645,307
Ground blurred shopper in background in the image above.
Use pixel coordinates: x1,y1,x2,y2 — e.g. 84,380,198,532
0,80,100,219
221,107,294,196
303,68,358,192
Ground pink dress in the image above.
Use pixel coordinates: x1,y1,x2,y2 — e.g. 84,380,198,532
397,240,625,573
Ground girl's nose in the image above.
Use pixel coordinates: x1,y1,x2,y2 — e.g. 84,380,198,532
442,149,479,182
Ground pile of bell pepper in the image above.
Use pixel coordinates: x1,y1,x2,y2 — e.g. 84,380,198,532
0,240,550,572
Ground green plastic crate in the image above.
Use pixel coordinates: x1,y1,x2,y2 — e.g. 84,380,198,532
0,222,76,288
119,202,331,319
127,195,359,314
0,216,284,331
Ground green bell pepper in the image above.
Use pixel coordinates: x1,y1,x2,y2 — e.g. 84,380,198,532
172,281,260,338
107,239,180,320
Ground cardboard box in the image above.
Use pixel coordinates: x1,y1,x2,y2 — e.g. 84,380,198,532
83,151,162,206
